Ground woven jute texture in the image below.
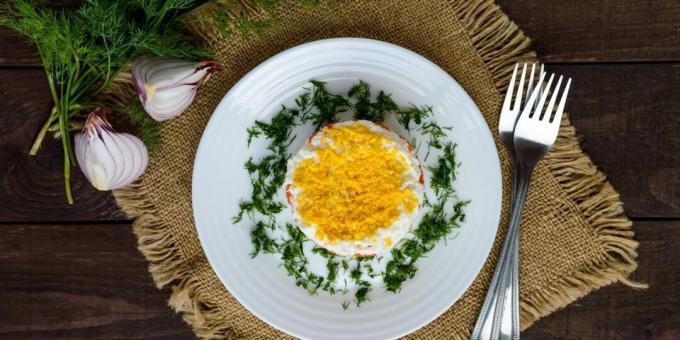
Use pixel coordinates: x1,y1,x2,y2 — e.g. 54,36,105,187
114,0,644,338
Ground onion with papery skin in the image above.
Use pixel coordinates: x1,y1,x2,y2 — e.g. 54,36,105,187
74,108,149,191
132,56,220,121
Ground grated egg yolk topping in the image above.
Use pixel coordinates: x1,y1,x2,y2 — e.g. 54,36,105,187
292,122,418,243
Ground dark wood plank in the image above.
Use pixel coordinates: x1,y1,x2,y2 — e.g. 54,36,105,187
499,0,680,63
0,28,40,67
1,0,680,66
548,63,680,218
0,1,83,66
524,220,680,340
0,221,676,339
0,223,194,339
0,69,125,222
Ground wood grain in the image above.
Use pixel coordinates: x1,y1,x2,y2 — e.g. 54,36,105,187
0,29,39,67
2,0,680,65
0,223,194,339
0,221,675,339
0,69,126,222
523,221,680,340
499,0,680,63
548,63,680,218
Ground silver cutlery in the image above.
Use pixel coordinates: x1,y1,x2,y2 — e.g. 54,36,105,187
471,63,571,340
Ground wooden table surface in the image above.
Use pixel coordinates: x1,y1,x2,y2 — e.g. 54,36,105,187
1,1,679,339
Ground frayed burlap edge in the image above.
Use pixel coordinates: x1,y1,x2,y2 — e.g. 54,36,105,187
113,0,645,338
451,0,646,331
114,182,237,339
518,118,648,327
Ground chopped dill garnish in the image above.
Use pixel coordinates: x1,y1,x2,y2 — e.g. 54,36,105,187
232,153,287,223
250,221,279,257
280,224,324,294
383,143,470,292
236,107,296,223
234,80,468,307
427,142,459,199
312,246,335,258
246,107,297,147
348,81,371,102
348,80,399,122
349,257,373,306
303,80,349,128
420,121,451,150
355,286,371,306
325,260,340,294
396,105,433,132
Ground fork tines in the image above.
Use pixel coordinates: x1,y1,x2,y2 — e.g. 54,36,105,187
506,63,571,125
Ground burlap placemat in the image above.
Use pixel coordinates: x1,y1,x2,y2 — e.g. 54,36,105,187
113,0,644,338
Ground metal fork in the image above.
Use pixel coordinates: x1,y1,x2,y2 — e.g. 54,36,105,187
470,63,542,340
471,63,571,340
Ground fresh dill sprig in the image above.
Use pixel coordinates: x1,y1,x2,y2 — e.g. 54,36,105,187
348,80,399,122
303,80,349,128
427,142,459,199
247,107,297,147
236,104,302,223
250,220,280,257
355,285,371,306
349,257,374,306
280,224,332,295
384,246,418,292
419,121,452,152
311,246,341,294
396,105,433,132
233,154,287,223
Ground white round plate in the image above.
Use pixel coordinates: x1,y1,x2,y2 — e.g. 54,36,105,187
193,38,502,340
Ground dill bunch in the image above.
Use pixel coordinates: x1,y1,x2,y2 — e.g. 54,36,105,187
0,0,213,203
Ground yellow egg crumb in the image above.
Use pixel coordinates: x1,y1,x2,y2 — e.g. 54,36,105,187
293,122,418,243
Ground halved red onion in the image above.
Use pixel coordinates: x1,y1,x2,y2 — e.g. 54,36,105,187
132,56,220,121
74,108,149,191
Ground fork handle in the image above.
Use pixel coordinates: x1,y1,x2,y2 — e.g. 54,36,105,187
502,233,521,339
490,228,521,340
470,163,533,340
492,172,530,340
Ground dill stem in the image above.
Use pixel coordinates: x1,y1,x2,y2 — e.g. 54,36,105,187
30,72,60,155
59,111,73,204
48,72,74,204
59,96,74,204
63,97,77,166
29,106,56,156
89,68,122,99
